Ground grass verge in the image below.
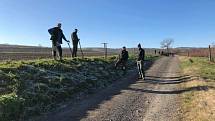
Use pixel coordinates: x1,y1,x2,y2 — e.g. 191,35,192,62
0,55,157,121
179,56,215,121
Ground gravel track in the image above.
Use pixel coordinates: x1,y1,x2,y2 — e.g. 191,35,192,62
39,56,183,121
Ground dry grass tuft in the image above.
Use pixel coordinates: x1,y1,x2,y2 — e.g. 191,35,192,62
179,56,215,121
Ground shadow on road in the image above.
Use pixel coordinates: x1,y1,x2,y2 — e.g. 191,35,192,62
139,75,193,85
127,85,215,95
127,75,215,94
70,60,155,120
41,60,155,121
41,58,213,121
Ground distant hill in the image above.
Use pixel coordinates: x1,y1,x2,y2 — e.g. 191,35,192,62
0,44,158,53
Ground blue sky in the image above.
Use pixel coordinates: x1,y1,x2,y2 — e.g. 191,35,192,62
0,0,215,48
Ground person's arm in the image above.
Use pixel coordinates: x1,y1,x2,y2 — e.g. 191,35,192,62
75,34,79,42
121,52,125,60
119,51,123,60
62,33,67,41
72,33,79,42
138,50,144,61
142,50,145,61
62,31,69,42
126,51,129,60
137,52,141,61
71,32,74,40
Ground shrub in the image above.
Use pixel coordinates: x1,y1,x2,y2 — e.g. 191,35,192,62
0,93,25,121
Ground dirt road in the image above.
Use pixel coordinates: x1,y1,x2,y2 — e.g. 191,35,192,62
40,56,185,121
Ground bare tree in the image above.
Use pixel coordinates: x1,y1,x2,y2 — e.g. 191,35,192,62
212,42,215,47
38,44,42,47
160,39,174,53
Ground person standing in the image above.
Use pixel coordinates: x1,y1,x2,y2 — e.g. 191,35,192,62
48,23,69,61
137,44,145,79
71,29,79,57
115,46,129,70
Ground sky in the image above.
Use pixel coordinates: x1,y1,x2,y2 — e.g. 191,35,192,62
0,0,215,48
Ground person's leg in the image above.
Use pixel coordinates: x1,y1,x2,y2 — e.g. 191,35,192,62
72,44,77,57
72,48,74,57
122,60,127,75
115,59,122,69
74,45,78,57
57,45,62,60
122,60,127,70
72,44,75,57
52,43,57,60
137,61,142,78
140,60,145,79
53,51,57,60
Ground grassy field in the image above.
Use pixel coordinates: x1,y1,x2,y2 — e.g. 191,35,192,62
175,47,215,58
179,56,215,121
0,55,157,121
0,44,159,61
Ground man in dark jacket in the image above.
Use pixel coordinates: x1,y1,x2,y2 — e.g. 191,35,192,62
115,46,129,70
48,23,69,60
137,43,145,79
71,29,79,57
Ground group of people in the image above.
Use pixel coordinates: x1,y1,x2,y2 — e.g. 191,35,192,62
48,23,79,60
48,23,145,80
115,44,145,79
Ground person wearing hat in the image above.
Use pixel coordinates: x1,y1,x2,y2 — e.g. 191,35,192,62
115,46,129,70
137,43,145,79
48,23,69,61
71,29,79,57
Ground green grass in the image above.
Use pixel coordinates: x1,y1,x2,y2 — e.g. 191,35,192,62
0,93,25,121
0,55,157,121
179,56,215,121
180,57,215,80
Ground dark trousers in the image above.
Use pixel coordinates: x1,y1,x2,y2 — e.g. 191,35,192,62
115,59,127,70
53,46,62,59
72,44,78,57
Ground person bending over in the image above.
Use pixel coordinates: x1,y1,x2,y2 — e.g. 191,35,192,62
115,46,129,70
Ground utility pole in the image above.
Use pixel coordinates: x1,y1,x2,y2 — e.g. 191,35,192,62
101,43,108,59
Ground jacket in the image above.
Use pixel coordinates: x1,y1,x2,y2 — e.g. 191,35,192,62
71,32,79,44
138,48,145,61
121,50,129,61
48,27,67,45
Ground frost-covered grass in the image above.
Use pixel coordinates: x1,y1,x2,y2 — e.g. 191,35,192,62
0,55,157,121
0,56,127,121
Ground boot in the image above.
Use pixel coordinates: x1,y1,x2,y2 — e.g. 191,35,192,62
60,56,63,61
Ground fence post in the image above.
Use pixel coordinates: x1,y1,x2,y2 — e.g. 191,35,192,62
187,50,189,57
209,45,212,62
